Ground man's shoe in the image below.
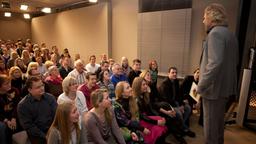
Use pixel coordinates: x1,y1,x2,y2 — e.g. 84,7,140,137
184,130,196,138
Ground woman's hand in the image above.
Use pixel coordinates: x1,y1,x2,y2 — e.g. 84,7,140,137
157,118,166,126
143,128,150,135
131,132,139,141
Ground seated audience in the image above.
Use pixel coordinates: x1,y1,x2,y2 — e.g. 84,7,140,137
113,81,145,144
21,50,31,66
97,70,115,100
83,89,125,144
0,74,22,143
110,63,128,87
132,77,168,144
9,66,24,93
47,102,88,144
121,57,132,77
7,51,19,69
68,59,87,85
59,56,73,79
85,55,100,73
181,68,203,126
158,67,195,138
36,56,47,75
95,60,109,79
148,59,158,88
0,57,8,75
44,66,63,98
58,76,88,117
78,72,99,110
140,70,187,143
128,59,142,86
18,76,57,144
14,58,27,73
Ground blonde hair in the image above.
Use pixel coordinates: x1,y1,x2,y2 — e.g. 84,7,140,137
139,69,150,79
204,3,228,26
26,62,39,77
115,82,138,120
47,102,80,144
62,76,77,95
9,66,22,79
45,60,54,70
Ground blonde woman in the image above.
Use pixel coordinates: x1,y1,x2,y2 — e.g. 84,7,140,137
47,102,88,144
9,66,24,93
58,76,88,117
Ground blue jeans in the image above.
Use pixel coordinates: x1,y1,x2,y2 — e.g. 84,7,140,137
174,104,191,130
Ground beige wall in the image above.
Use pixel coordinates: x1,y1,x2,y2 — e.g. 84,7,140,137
111,0,138,63
31,3,109,63
0,13,31,41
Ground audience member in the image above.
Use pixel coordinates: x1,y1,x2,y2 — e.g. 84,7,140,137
128,59,142,86
47,102,88,144
58,76,88,117
110,63,128,87
83,89,125,144
158,67,195,138
44,66,63,98
97,70,115,100
78,72,99,110
68,59,87,85
121,57,132,77
18,76,57,143
113,81,145,143
85,55,100,73
9,66,24,93
132,77,168,144
59,56,73,79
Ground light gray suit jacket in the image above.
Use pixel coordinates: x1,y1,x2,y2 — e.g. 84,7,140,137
197,26,238,100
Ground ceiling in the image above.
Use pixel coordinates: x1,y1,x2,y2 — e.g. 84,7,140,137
0,0,97,15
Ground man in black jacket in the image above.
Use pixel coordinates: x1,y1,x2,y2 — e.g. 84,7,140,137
159,67,195,138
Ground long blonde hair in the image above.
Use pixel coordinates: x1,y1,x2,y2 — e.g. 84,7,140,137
115,81,138,120
48,102,80,144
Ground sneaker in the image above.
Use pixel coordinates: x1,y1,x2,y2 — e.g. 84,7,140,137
184,130,196,138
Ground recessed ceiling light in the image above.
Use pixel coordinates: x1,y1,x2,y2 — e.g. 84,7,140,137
24,13,30,19
20,4,28,10
4,12,11,17
89,0,98,3
41,7,51,13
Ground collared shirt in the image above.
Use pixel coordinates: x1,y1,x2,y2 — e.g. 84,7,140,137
17,93,57,138
68,69,87,85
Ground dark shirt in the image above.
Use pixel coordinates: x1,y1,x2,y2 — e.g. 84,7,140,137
113,99,144,131
181,75,198,105
58,66,73,79
158,78,184,107
128,70,141,86
0,88,21,121
17,93,57,138
137,94,159,125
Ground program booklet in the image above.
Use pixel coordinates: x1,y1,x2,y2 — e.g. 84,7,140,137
189,82,200,103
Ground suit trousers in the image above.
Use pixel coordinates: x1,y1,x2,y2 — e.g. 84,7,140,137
203,97,228,144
